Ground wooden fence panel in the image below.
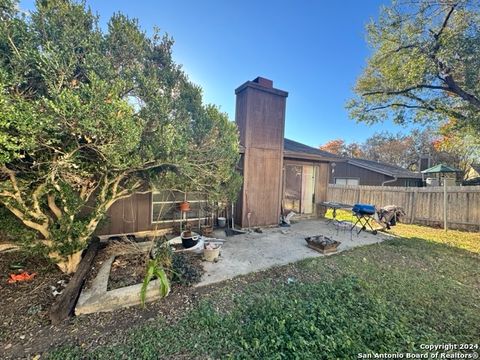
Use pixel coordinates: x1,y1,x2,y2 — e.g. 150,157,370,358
326,184,480,231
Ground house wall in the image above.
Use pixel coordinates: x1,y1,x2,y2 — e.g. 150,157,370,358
97,193,223,237
388,178,422,187
98,77,334,236
330,162,389,185
97,192,156,236
330,162,421,187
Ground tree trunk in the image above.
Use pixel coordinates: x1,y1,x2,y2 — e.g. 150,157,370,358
52,250,83,274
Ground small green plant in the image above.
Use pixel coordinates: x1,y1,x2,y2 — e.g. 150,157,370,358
171,252,204,286
140,258,171,307
140,239,173,307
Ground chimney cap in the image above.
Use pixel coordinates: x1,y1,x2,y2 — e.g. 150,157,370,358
253,77,273,88
235,77,288,97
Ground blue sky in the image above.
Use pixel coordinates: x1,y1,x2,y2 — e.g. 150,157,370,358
20,0,415,147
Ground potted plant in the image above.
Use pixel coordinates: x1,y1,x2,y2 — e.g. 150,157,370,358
181,230,199,248
179,201,190,212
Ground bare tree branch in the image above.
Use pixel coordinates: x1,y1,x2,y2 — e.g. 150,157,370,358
363,84,450,97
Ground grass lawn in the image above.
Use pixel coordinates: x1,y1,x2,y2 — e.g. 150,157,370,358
47,217,480,359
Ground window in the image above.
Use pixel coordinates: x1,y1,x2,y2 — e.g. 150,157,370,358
151,191,209,223
335,178,359,186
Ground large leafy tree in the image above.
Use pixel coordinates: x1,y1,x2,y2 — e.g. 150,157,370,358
318,139,363,158
360,128,466,171
348,0,480,136
0,0,240,272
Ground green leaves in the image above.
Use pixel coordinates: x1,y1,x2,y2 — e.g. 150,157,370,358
0,0,241,267
348,0,480,134
140,258,171,307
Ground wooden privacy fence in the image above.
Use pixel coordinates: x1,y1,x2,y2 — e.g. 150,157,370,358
326,184,480,231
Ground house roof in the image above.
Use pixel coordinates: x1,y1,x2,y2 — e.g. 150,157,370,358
347,158,422,179
421,164,459,174
283,138,343,161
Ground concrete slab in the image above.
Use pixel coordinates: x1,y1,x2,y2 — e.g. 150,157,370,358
198,218,387,286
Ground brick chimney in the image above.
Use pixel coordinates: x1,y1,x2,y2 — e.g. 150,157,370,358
235,77,288,227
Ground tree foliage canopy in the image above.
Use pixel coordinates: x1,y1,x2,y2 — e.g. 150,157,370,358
319,127,476,173
0,0,240,272
348,0,480,136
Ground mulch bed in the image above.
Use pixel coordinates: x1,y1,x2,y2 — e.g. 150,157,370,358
107,252,148,291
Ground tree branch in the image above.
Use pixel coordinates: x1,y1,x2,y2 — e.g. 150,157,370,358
1,166,26,208
433,3,458,41
362,84,450,97
1,201,52,244
48,194,63,220
31,182,48,220
442,74,480,109
365,103,432,112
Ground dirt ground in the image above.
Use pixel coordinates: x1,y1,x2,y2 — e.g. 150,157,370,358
0,251,70,357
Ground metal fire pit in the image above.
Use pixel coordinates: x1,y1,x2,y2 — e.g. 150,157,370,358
305,235,341,254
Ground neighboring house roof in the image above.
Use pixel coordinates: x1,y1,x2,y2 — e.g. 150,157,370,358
282,138,421,179
283,138,343,161
463,177,480,186
347,158,422,179
421,164,459,174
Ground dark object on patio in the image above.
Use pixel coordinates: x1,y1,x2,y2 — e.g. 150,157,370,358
181,231,199,249
378,205,406,229
352,204,376,215
351,204,379,235
225,227,247,237
49,237,100,324
279,220,291,227
305,235,341,254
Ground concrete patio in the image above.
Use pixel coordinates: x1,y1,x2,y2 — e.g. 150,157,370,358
75,218,387,314
199,218,388,286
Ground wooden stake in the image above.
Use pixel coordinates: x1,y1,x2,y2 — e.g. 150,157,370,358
49,237,100,324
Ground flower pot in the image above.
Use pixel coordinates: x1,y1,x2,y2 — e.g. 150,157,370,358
179,201,191,212
204,244,221,262
217,217,226,228
181,231,199,249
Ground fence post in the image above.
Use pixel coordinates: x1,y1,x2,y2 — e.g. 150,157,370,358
409,189,416,224
443,180,448,231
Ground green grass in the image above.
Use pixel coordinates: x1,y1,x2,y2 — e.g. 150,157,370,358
326,209,480,254
47,220,480,359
